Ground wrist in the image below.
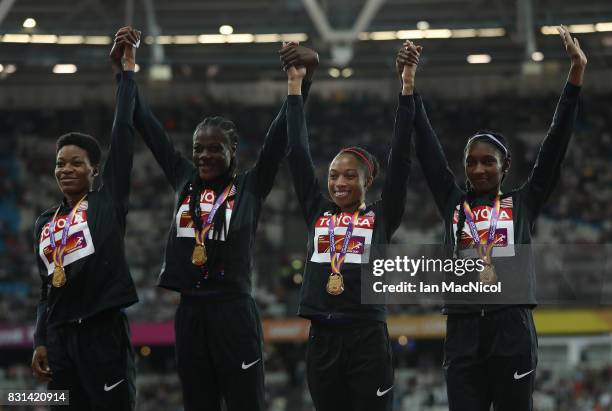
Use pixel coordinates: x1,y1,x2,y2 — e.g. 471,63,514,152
402,77,415,91
402,85,414,95
122,58,136,71
288,79,302,95
570,61,586,70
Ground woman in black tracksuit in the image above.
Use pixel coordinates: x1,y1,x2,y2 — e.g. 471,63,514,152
399,26,587,411
31,42,139,410
283,47,419,411
113,29,319,411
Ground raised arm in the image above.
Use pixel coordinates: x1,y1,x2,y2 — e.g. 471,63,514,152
380,42,418,235
102,33,138,218
520,25,586,217
112,27,192,192
286,62,325,225
249,44,318,198
397,42,463,216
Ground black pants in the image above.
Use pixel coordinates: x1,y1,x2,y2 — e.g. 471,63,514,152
175,294,265,411
306,321,394,411
444,307,538,411
47,309,136,411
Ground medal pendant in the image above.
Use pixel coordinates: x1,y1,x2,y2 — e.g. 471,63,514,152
192,244,207,266
52,265,67,288
326,273,344,296
479,264,497,284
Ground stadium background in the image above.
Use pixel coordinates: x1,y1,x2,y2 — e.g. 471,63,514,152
0,0,611,409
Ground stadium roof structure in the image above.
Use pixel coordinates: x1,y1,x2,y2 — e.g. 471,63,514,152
0,0,611,80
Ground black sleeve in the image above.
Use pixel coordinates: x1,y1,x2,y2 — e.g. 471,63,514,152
33,282,48,348
101,71,137,218
519,82,581,218
287,93,325,225
380,94,416,236
33,218,48,348
250,80,312,198
413,93,463,217
119,74,193,191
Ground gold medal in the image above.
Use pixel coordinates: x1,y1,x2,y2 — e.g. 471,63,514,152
192,244,207,266
326,273,344,296
479,264,497,284
52,265,66,288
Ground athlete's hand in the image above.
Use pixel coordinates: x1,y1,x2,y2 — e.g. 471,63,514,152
279,42,319,80
31,346,52,383
558,25,587,67
113,27,141,72
396,40,422,94
558,25,587,86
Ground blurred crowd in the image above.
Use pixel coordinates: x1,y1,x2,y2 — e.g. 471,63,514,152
0,82,611,410
1,84,611,326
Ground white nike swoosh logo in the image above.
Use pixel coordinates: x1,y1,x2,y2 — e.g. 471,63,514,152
103,379,125,391
513,370,534,380
376,386,393,397
241,359,261,370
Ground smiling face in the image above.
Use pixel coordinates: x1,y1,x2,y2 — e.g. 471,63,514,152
464,141,509,196
55,145,96,199
192,126,236,181
328,152,372,211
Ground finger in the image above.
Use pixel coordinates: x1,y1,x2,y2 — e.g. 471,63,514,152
280,48,298,58
116,36,135,46
126,31,138,46
129,28,140,40
416,45,423,53
562,28,572,45
115,33,132,42
41,355,50,373
280,53,299,64
115,27,132,36
32,361,43,375
282,57,300,67
573,37,580,48
279,46,298,57
397,58,410,67
131,30,142,47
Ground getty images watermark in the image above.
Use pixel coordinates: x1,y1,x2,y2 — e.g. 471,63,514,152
361,244,612,305
371,255,502,294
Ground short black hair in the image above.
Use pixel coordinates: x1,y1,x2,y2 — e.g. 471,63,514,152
56,132,102,166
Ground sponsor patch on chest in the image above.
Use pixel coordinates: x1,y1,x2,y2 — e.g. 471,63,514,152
310,211,376,264
38,202,95,275
453,197,515,257
176,188,235,241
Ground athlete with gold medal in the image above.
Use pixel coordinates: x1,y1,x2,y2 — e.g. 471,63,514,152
284,43,419,410
31,31,140,410
404,25,587,411
114,26,320,411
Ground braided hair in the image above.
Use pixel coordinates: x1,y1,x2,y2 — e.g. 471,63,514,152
188,116,239,275
454,130,510,257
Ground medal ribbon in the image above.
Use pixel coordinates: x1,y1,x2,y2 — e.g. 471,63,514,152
328,209,360,274
462,195,501,259
194,181,234,245
49,195,88,268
